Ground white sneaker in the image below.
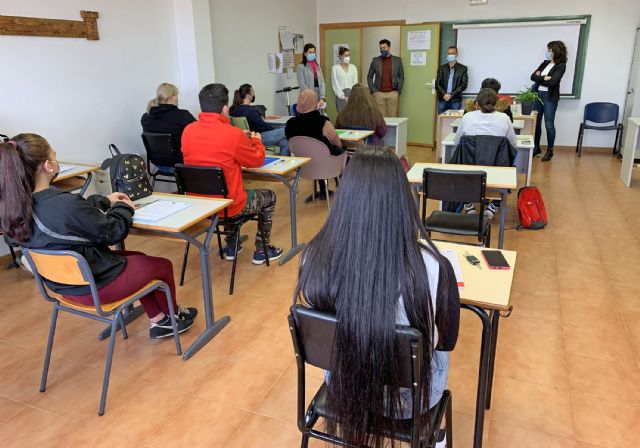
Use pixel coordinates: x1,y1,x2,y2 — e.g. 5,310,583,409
462,203,477,215
484,202,499,220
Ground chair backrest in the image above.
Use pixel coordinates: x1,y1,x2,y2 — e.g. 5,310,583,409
174,164,228,197
291,103,299,116
230,116,250,131
584,102,619,125
289,305,423,388
141,133,179,168
288,136,347,180
423,168,487,204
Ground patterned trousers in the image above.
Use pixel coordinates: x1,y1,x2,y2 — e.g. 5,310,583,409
225,189,276,248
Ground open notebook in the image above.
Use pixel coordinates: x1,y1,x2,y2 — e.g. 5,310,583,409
133,200,192,224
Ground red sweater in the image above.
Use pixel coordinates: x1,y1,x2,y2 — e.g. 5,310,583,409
181,113,266,217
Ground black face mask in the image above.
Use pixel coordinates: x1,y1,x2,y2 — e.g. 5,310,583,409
251,95,256,103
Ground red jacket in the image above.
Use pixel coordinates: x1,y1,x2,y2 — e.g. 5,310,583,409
181,113,266,217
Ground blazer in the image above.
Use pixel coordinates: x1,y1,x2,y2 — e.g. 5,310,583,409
435,62,468,102
530,61,566,103
367,55,404,94
297,63,326,99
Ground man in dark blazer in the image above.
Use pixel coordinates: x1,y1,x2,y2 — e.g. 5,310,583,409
367,39,404,117
436,45,468,114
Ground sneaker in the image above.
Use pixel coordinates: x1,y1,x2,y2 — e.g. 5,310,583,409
252,245,284,265
462,203,477,215
223,244,243,261
149,315,194,339
484,202,499,220
177,305,198,321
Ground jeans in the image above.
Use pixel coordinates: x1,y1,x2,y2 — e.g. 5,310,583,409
261,128,289,156
225,189,276,249
533,90,558,151
437,99,462,114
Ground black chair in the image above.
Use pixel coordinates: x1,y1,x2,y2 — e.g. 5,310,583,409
140,132,181,188
288,305,453,448
174,164,270,295
421,168,491,247
576,102,624,157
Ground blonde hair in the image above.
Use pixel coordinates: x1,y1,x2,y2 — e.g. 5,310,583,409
147,83,179,112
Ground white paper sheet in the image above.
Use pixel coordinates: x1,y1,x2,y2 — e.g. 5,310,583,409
133,200,192,224
440,250,465,290
410,51,427,66
407,30,431,50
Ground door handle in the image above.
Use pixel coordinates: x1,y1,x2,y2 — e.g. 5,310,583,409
425,79,436,95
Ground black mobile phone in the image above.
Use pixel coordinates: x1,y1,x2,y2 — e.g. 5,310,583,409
481,250,510,270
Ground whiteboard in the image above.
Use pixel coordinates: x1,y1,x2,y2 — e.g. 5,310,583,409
456,22,581,95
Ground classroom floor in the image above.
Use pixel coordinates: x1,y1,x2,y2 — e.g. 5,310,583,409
1,146,640,447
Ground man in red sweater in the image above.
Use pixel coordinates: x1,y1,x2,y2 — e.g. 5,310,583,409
181,83,282,264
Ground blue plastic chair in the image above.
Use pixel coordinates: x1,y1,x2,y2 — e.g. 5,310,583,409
291,103,299,117
576,102,623,157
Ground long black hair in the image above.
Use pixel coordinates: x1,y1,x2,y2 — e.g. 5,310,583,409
230,83,252,113
295,146,451,448
302,43,316,65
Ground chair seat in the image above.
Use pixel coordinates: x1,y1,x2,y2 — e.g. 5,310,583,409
426,210,489,236
155,166,176,176
583,124,621,131
311,383,445,443
56,280,164,313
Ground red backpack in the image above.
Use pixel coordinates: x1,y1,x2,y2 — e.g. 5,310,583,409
517,186,547,230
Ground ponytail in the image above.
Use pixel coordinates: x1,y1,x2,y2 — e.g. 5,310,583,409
0,134,52,242
146,83,179,113
146,97,159,113
230,83,253,113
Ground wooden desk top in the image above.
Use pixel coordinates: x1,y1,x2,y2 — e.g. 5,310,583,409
131,193,232,233
54,163,100,182
336,129,375,141
407,162,517,189
243,156,311,175
384,117,409,125
442,132,534,149
434,241,516,311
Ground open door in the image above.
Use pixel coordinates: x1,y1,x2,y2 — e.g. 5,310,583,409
322,28,361,121
400,23,440,147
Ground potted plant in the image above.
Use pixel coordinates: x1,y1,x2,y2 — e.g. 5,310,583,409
515,86,542,115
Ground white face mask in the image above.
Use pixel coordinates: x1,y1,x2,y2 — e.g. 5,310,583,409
342,56,351,64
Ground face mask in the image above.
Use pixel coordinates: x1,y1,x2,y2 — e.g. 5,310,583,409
306,53,316,62
380,50,389,58
447,54,457,63
342,56,351,64
545,50,552,61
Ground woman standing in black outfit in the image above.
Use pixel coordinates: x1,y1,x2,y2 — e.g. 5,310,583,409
531,40,567,162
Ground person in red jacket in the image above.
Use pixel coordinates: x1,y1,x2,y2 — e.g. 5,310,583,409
181,83,283,264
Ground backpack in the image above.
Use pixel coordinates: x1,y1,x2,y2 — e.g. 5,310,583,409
100,144,152,200
517,186,547,230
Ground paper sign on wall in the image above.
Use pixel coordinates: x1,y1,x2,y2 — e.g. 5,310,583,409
410,51,427,66
267,53,284,73
282,50,295,69
333,43,349,65
279,30,295,50
407,30,431,50
293,34,305,53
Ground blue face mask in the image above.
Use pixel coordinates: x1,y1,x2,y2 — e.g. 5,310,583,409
447,54,457,63
306,53,316,62
380,50,389,58
545,50,552,61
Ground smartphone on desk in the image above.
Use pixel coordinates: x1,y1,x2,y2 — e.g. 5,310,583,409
481,250,510,270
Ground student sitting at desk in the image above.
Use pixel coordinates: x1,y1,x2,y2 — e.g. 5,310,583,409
229,83,289,156
465,78,513,122
335,83,387,144
141,82,196,162
0,134,198,339
182,83,283,264
454,88,517,219
285,89,344,201
295,146,460,448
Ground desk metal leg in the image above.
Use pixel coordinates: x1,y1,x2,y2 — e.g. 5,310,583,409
484,310,501,409
271,169,306,266
463,304,492,448
182,216,230,360
498,190,508,249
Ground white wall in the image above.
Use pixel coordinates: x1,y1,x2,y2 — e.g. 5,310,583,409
210,0,318,115
317,0,640,148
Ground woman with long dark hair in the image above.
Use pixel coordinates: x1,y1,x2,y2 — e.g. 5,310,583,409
530,40,568,162
0,134,197,339
336,83,387,143
295,146,460,448
296,43,326,110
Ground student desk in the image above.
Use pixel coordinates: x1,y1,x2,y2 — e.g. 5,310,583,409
243,156,311,265
436,109,464,159
620,116,640,187
123,193,233,360
451,118,525,134
434,241,516,448
55,163,100,195
407,163,517,249
264,115,291,127
336,129,375,142
440,133,535,187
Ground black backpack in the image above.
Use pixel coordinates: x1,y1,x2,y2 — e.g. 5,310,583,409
100,144,152,200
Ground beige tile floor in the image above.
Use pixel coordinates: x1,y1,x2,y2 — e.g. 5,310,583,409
1,147,640,447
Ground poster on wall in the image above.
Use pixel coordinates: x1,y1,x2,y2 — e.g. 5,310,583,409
279,30,295,50
267,53,284,73
282,50,295,69
407,30,431,50
333,43,350,65
410,51,427,66
293,34,305,53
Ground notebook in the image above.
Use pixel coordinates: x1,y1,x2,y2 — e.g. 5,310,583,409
133,200,192,224
440,250,465,290
261,157,280,167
